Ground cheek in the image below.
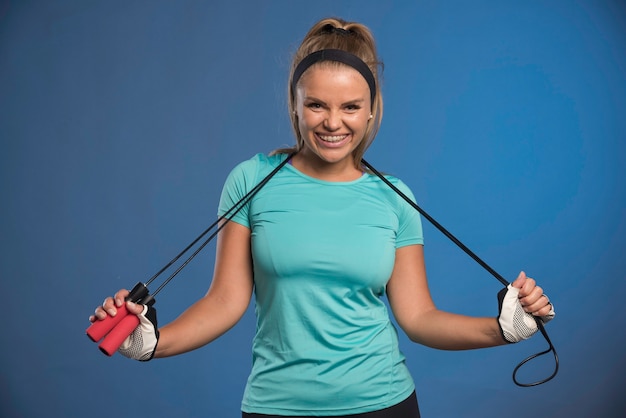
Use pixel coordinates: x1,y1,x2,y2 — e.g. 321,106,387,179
299,112,321,135
346,115,369,133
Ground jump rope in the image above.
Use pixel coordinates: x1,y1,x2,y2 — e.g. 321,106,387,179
86,151,559,387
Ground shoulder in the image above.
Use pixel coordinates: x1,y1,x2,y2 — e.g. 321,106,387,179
364,172,417,204
386,175,416,200
226,153,289,185
218,153,290,219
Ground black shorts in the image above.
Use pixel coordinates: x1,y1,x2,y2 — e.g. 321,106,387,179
242,390,420,418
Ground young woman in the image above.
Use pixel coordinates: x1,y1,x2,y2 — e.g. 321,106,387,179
90,17,555,417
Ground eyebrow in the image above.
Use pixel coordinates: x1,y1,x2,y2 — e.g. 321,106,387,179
304,96,366,106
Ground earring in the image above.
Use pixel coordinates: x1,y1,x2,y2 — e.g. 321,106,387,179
368,114,373,120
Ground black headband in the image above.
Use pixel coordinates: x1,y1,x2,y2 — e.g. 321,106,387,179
291,49,376,104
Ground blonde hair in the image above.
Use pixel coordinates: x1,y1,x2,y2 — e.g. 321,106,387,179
273,17,383,169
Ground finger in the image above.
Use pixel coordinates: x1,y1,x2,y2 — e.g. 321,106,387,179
533,302,553,317
518,277,538,298
102,297,118,317
521,288,548,313
93,305,109,320
535,294,552,314
126,300,144,315
113,289,130,307
511,271,526,289
520,283,542,302
95,288,132,320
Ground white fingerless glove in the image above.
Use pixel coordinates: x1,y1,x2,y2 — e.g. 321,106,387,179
118,304,159,361
497,284,555,343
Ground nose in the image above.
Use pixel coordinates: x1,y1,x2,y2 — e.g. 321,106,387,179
323,109,342,131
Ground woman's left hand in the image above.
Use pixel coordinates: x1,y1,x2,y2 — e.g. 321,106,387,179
512,271,554,317
498,271,555,343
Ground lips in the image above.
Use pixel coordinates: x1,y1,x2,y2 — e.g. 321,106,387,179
316,133,351,147
318,134,347,143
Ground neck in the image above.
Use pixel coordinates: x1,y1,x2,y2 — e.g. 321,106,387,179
291,152,361,182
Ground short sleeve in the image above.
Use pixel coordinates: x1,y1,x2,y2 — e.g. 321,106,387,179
217,155,262,228
392,179,424,248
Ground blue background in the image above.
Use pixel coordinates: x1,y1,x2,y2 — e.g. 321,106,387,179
1,1,625,417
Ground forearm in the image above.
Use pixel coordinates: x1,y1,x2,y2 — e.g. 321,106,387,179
154,292,249,358
388,246,509,350
406,309,507,350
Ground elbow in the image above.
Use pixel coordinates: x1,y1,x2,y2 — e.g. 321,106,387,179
397,321,428,346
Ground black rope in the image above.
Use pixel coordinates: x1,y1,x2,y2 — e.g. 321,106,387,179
361,158,559,387
142,152,296,297
125,151,558,386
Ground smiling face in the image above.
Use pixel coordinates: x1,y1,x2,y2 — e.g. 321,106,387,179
293,63,372,180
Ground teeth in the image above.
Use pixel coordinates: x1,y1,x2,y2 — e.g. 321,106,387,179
319,134,347,143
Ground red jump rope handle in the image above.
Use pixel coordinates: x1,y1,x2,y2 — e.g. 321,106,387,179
87,282,149,346
86,303,131,342
98,313,140,356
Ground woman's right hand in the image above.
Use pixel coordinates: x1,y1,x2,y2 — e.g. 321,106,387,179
89,289,143,323
88,288,160,360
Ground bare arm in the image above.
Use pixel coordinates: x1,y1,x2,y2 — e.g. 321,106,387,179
92,221,254,358
153,221,254,357
387,245,550,350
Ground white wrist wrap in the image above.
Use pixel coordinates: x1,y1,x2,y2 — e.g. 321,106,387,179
118,304,159,361
498,285,555,343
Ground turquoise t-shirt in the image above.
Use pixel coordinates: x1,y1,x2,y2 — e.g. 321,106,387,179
218,153,424,416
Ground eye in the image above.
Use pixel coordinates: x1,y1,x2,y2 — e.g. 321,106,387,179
344,104,361,112
306,102,323,110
